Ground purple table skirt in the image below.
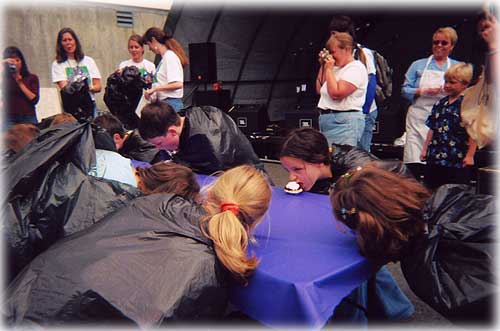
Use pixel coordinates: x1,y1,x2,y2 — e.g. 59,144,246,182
198,175,373,328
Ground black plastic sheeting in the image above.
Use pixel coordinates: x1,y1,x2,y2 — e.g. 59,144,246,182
173,105,265,175
168,4,484,125
4,194,229,328
3,123,142,282
60,76,93,122
401,184,496,323
104,66,152,130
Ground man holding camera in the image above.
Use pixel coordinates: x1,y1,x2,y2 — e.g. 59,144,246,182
3,46,39,128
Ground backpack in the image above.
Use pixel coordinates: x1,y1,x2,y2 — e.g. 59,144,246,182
372,50,393,108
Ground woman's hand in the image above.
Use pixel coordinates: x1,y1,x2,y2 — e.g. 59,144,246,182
323,55,335,69
419,149,427,162
463,155,474,167
144,88,155,101
419,87,442,97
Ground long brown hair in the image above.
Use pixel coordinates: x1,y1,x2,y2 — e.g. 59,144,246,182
136,161,200,200
55,27,84,63
142,27,189,66
201,165,271,283
330,162,431,264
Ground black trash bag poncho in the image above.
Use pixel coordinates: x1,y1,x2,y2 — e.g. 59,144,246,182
3,122,141,282
60,72,94,122
401,184,496,322
174,105,265,175
4,194,229,328
310,144,412,194
104,66,152,130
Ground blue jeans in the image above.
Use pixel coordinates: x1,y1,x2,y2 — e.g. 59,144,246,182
319,111,365,147
6,114,38,131
164,98,183,113
359,109,378,152
332,266,415,323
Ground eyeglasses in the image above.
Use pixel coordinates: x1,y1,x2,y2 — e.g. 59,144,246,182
433,40,449,46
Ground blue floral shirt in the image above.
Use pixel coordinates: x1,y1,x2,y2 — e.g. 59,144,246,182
425,95,469,168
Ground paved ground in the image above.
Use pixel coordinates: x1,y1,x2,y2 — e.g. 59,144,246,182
262,161,456,329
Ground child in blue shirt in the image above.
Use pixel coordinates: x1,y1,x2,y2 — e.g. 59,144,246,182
420,62,477,190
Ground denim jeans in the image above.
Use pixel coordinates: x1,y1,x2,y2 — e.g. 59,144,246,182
6,114,38,131
319,111,365,147
164,98,183,113
332,266,415,323
359,109,378,152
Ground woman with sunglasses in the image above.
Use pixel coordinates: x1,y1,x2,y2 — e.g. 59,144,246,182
401,27,459,180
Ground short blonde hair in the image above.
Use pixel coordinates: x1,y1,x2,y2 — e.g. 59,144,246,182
434,27,458,46
445,62,473,85
201,165,271,283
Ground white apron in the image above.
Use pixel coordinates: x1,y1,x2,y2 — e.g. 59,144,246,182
403,56,450,163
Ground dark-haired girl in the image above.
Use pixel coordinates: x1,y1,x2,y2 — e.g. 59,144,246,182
3,46,39,127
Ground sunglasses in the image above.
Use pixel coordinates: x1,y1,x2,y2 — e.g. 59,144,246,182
433,40,449,46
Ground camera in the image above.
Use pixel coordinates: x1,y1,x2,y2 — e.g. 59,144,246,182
319,48,331,62
7,63,16,74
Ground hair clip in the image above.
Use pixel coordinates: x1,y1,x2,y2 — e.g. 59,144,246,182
340,207,357,220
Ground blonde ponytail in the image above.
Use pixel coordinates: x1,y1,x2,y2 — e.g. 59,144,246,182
205,211,259,282
201,165,271,283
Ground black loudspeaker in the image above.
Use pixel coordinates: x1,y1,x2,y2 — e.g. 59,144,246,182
476,167,499,195
372,111,404,144
189,42,217,83
194,90,231,112
284,108,319,130
227,104,269,135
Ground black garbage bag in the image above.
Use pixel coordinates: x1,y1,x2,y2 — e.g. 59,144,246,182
401,184,496,323
4,194,229,328
104,66,151,130
310,144,412,194
174,105,265,175
60,74,94,122
3,122,142,282
119,129,166,164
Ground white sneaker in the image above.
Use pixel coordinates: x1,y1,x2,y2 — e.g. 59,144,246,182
393,132,406,146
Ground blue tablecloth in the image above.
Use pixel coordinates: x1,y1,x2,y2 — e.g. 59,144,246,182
197,175,373,328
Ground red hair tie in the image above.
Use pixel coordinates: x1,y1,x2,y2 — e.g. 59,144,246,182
220,202,239,216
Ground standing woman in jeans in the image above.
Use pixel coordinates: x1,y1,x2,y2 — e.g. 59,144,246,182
3,46,40,127
142,27,188,112
51,27,102,117
316,32,368,147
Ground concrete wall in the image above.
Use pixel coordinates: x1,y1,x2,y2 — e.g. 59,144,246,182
4,2,168,111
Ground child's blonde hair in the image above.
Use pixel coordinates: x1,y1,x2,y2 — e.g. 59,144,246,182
201,165,271,284
445,62,473,85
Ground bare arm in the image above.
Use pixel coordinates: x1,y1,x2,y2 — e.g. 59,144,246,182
463,136,477,166
90,78,101,93
420,129,433,161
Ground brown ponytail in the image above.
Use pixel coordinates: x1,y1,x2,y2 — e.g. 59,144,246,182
201,165,271,283
354,44,367,68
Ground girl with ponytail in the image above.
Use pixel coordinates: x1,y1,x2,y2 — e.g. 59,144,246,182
5,164,272,326
141,27,189,112
201,164,272,282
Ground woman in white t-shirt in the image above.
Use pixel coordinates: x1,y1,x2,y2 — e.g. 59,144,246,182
51,27,102,117
315,32,368,147
118,34,155,76
141,27,189,112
